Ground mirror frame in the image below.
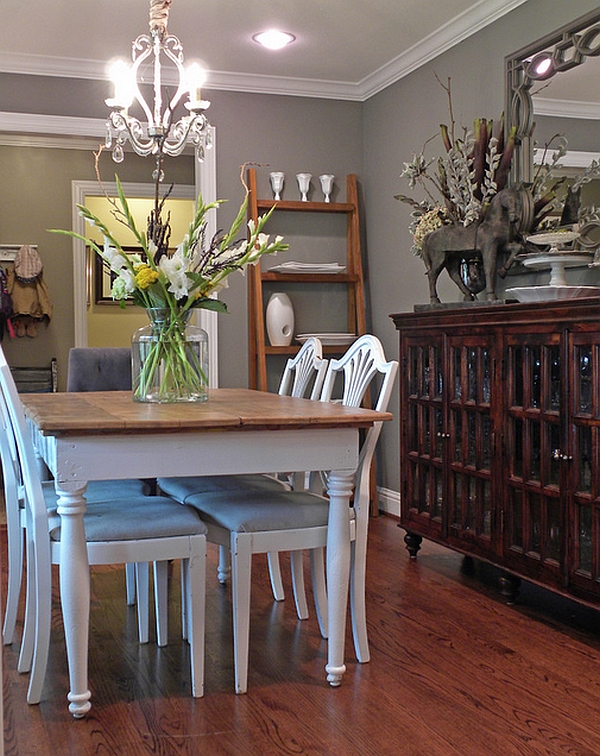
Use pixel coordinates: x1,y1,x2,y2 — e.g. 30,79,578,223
505,8,600,185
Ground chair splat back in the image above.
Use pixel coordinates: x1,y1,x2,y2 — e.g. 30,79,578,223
279,336,327,400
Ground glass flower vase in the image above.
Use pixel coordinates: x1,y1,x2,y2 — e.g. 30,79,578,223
131,308,208,403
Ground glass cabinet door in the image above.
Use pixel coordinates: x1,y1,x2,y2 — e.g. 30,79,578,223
503,333,563,584
402,334,444,537
568,332,600,598
446,335,495,552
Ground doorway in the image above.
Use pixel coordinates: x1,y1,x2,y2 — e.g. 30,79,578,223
71,134,219,385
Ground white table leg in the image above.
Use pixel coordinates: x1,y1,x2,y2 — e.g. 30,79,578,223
324,469,354,686
55,482,91,717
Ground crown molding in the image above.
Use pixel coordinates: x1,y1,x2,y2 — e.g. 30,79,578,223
0,112,105,149
359,0,528,99
533,148,600,168
533,96,600,121
0,0,527,103
204,70,363,102
0,111,105,139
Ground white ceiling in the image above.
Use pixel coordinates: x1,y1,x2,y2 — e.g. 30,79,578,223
0,0,529,101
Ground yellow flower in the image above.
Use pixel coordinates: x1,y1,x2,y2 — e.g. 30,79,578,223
135,265,159,290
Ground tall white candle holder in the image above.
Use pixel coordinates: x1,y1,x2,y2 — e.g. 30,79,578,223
319,174,334,202
269,172,285,200
296,173,312,202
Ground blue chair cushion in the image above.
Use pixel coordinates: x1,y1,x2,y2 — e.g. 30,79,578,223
184,489,330,533
42,479,152,510
157,474,289,504
47,496,207,542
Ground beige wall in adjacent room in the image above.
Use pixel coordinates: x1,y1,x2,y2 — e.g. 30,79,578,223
85,196,196,348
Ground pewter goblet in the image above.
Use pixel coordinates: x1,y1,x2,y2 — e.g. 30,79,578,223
319,174,335,202
296,173,312,201
269,171,285,200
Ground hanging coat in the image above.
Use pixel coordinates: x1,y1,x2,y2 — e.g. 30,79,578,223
7,267,53,321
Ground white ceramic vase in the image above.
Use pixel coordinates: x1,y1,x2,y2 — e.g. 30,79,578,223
266,292,294,346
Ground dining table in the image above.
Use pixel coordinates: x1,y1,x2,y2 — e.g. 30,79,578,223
21,387,392,717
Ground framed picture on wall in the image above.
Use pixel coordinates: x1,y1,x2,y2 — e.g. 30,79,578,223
93,246,141,305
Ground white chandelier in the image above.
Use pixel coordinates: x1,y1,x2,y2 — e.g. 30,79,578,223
105,0,212,165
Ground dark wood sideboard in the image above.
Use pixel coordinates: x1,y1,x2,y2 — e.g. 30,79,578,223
391,299,600,607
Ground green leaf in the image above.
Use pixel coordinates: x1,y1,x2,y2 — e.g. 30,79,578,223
192,297,228,313
115,175,146,248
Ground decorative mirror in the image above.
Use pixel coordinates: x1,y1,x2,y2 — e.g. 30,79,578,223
505,8,600,185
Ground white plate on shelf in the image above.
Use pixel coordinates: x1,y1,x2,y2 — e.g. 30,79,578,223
268,261,346,274
505,285,600,302
296,332,357,346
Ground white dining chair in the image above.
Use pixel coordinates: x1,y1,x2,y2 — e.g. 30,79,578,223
3,347,159,651
3,347,156,651
158,336,328,611
65,346,154,609
167,334,397,693
0,346,208,705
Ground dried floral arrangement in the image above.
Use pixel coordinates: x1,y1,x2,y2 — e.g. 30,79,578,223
395,77,516,256
530,135,600,233
396,76,600,258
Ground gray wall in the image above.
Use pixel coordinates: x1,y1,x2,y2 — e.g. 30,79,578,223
362,0,600,494
204,91,363,388
1,0,599,499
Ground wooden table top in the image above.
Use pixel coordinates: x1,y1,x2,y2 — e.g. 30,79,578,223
21,388,392,437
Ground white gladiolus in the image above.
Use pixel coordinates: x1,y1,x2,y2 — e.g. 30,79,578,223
111,277,127,300
119,268,136,294
147,239,158,260
166,273,190,298
103,238,123,272
159,251,186,278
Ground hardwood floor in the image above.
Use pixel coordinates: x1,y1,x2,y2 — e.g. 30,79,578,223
2,515,600,756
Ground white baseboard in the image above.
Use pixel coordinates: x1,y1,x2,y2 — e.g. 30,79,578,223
377,486,401,518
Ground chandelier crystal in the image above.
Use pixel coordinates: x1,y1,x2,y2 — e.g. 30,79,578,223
105,0,212,166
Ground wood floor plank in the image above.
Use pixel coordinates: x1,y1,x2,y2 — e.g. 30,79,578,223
2,516,600,755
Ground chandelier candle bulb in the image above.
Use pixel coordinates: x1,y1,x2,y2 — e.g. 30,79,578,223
106,60,134,110
186,63,206,108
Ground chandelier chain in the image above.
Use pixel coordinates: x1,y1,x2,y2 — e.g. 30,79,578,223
149,0,172,36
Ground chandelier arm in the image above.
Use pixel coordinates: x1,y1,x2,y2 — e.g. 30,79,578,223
162,36,189,130
162,117,198,156
108,112,156,156
129,36,155,128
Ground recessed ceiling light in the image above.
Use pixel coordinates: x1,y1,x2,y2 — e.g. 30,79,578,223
252,30,296,50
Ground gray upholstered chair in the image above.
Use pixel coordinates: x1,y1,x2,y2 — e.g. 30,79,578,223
3,348,152,652
66,347,132,392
